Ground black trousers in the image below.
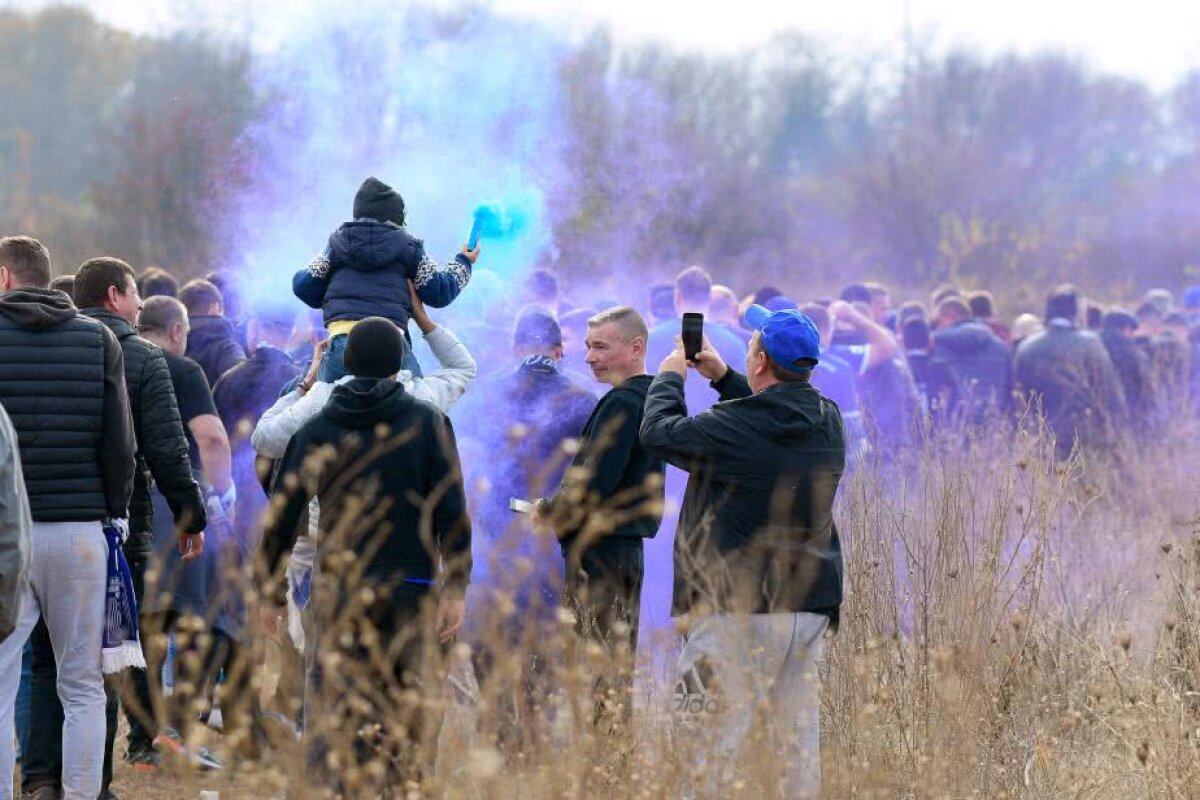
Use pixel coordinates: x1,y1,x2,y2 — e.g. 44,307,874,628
303,588,445,797
562,537,644,727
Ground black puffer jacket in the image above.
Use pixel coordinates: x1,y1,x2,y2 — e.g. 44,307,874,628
641,370,845,618
82,309,206,554
0,289,135,521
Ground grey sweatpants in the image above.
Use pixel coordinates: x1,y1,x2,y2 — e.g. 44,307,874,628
672,612,829,800
0,521,108,800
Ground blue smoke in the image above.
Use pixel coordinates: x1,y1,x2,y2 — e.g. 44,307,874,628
222,6,562,314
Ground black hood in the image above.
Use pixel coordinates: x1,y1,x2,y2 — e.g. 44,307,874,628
328,220,419,273
325,377,412,428
752,382,835,444
0,288,77,330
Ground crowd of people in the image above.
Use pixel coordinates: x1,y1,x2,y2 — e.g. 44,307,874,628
0,175,1197,799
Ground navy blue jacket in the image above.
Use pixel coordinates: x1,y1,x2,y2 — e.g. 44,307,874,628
456,356,596,593
186,316,246,389
213,345,303,546
293,219,471,330
932,319,1011,420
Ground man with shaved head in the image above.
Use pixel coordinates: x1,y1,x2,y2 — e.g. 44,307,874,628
536,305,665,737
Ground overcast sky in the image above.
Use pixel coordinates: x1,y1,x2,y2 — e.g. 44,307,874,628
9,0,1200,90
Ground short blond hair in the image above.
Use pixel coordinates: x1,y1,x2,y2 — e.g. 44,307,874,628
587,305,647,344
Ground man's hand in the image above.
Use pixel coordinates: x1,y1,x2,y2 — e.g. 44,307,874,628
178,531,204,562
829,300,863,329
659,339,689,378
299,337,330,392
530,498,552,535
407,279,436,334
436,594,467,643
691,334,729,383
460,243,481,265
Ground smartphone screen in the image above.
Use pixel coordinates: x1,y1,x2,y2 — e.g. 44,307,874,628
682,312,704,362
467,217,483,250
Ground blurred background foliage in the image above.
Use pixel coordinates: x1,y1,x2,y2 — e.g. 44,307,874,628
3,5,1199,308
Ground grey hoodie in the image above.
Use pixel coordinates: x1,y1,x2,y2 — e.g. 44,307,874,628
0,403,31,639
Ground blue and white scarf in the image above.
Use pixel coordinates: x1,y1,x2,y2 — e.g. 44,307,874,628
102,518,146,674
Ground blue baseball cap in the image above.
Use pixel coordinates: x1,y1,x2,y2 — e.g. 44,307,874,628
744,304,821,371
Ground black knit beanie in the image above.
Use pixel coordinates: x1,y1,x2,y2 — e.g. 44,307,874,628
344,317,408,379
353,177,406,226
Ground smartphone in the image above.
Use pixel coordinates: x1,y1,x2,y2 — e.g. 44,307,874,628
509,498,533,514
682,312,704,362
467,215,483,250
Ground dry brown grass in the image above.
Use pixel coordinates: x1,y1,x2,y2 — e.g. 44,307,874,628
108,418,1200,799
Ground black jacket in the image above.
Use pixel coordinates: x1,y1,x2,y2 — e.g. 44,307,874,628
0,289,135,521
906,349,960,424
81,309,206,554
932,319,1011,420
544,374,665,546
186,316,246,388
262,377,471,600
1014,321,1126,456
213,345,302,545
1101,329,1155,428
640,370,844,618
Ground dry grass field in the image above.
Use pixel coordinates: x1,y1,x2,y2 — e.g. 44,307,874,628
108,421,1200,799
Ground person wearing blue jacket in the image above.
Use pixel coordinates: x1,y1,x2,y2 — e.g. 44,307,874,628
292,177,479,380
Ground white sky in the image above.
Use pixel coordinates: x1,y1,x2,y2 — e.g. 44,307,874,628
10,0,1200,89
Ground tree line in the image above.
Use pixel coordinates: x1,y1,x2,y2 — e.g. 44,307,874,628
3,6,1198,307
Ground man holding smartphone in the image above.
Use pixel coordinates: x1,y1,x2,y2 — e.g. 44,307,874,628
640,305,846,800
534,306,665,734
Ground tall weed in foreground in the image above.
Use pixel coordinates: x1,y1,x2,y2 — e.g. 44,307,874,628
128,416,1200,799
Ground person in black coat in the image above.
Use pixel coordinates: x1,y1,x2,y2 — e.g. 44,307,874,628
213,305,303,552
180,278,246,388
640,305,845,797
0,235,136,800
261,317,471,791
534,306,665,732
932,297,1011,423
902,316,960,427
1101,310,1156,435
19,257,208,794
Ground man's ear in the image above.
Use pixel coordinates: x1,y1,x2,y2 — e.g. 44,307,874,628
0,266,10,292
752,348,768,376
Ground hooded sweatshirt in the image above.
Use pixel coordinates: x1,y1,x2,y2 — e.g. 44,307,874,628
543,374,665,546
640,369,845,619
931,319,1012,419
0,288,135,521
292,219,472,331
262,377,471,601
